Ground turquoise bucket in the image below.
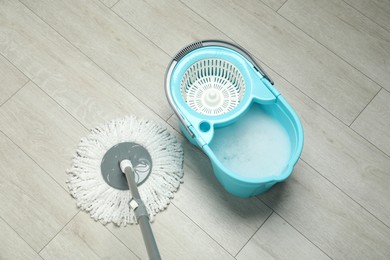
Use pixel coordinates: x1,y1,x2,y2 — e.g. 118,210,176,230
165,40,304,197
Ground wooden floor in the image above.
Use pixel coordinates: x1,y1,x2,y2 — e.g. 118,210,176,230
1,0,389,259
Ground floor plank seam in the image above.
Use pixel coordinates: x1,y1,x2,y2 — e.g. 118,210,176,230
275,6,384,93
0,79,30,108
0,53,31,83
165,113,175,124
349,87,382,127
110,0,121,9
107,0,173,60
256,197,334,259
276,0,289,12
234,210,274,258
300,158,390,230
341,0,390,34
0,215,43,257
349,126,390,160
272,211,334,260
178,0,233,44
104,226,142,260
0,128,74,198
170,202,237,258
38,211,81,255
17,0,170,123
32,82,90,133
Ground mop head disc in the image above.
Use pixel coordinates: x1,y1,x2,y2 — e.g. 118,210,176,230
67,116,184,225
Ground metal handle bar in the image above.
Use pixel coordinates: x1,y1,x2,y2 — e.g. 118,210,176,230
120,160,161,260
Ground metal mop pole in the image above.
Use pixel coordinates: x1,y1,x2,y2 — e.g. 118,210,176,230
120,160,161,260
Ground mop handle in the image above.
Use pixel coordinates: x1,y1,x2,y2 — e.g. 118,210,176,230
120,160,162,260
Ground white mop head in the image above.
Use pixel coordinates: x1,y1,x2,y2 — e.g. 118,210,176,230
67,116,184,225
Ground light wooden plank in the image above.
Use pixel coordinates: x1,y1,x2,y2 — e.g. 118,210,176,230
108,204,234,260
20,0,173,120
1,1,389,260
0,82,87,187
112,0,229,56
0,130,78,251
352,89,390,156
172,136,273,256
40,213,138,260
0,0,162,130
182,0,380,124
237,213,330,260
260,160,390,259
262,65,390,227
0,217,42,260
0,55,28,105
343,0,390,32
260,0,287,11
279,0,390,91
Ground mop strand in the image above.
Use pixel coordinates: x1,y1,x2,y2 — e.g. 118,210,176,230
67,116,184,225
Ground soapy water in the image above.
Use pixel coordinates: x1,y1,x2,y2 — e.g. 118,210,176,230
209,104,291,179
